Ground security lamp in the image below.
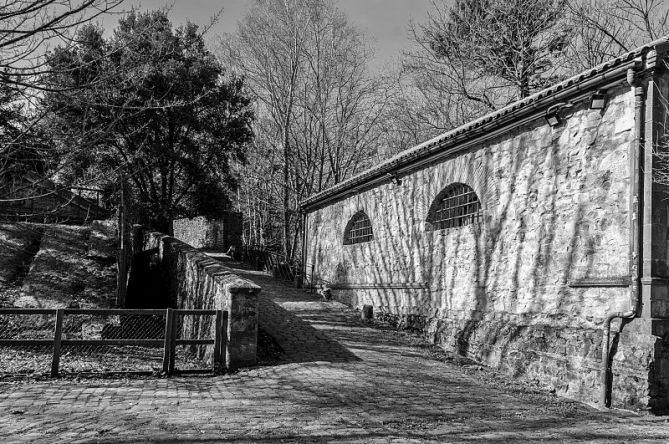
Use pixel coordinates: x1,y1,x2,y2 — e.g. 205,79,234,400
544,102,574,127
590,90,608,110
386,172,402,186
545,109,562,127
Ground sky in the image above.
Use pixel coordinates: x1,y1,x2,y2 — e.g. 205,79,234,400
101,0,435,72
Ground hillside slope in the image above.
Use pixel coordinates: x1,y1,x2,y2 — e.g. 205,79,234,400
0,222,118,308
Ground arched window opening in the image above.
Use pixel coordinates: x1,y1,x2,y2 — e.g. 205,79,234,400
427,183,481,231
343,211,373,245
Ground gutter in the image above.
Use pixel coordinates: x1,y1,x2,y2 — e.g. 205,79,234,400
300,48,661,212
601,65,646,408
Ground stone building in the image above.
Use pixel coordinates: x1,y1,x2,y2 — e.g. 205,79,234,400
300,38,669,412
173,213,242,251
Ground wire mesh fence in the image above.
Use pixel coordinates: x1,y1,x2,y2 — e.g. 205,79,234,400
58,310,166,374
0,309,55,376
173,311,218,373
0,308,227,376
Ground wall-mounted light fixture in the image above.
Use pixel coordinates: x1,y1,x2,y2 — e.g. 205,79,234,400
590,90,608,110
544,108,562,127
386,172,402,186
544,102,574,127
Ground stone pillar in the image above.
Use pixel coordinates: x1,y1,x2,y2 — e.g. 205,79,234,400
226,286,260,370
634,69,669,412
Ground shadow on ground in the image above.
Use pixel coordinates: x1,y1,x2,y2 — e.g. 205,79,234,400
256,293,361,365
221,260,361,365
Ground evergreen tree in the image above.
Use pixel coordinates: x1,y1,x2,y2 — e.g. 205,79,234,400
43,11,254,232
411,0,571,111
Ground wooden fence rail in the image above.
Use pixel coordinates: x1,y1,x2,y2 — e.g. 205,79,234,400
0,308,229,377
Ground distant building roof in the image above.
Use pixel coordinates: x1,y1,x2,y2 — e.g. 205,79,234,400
1,171,109,223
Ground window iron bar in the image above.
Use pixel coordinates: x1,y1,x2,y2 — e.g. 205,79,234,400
430,184,481,231
345,212,373,245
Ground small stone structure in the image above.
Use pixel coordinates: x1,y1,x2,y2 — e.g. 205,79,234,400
173,213,242,251
301,38,669,412
128,227,259,369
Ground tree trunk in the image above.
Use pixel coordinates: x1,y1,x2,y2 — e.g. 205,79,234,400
282,124,292,259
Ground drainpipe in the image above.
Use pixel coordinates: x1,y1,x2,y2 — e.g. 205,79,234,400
601,66,645,408
300,209,308,288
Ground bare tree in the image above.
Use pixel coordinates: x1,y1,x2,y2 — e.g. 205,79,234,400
0,1,124,92
0,1,125,216
565,1,669,187
375,68,482,159
223,0,386,259
567,0,669,72
375,0,572,157
223,0,310,257
407,0,570,107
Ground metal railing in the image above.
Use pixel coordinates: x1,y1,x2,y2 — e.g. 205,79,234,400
240,246,301,284
237,248,335,294
0,308,228,376
69,186,103,207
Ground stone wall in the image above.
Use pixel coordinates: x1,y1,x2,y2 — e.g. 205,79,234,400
173,213,242,251
305,85,664,410
130,228,259,369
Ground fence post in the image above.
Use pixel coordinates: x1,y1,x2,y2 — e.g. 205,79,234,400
213,310,222,374
51,309,64,377
221,311,229,370
162,308,173,374
310,264,315,293
168,310,177,374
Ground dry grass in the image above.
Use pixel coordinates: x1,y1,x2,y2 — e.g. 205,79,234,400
0,221,117,308
0,223,42,287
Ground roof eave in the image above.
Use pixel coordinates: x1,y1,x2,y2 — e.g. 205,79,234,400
301,36,669,212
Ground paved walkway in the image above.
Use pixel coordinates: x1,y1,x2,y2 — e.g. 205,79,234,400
2,264,669,443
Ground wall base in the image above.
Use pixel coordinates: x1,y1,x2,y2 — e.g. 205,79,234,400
332,288,669,413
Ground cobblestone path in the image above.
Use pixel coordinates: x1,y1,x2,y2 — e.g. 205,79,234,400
2,264,669,443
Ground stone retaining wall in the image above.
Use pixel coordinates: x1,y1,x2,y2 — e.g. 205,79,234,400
130,228,259,369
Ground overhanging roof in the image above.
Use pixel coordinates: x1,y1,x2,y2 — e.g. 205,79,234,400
300,35,669,212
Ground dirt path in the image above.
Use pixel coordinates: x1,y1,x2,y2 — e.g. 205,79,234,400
2,263,669,443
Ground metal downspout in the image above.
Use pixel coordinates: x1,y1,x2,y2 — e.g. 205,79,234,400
300,210,308,288
601,67,645,408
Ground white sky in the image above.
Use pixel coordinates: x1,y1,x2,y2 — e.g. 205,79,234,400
100,0,436,72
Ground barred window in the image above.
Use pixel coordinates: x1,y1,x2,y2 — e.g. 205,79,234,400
427,183,481,231
343,211,373,245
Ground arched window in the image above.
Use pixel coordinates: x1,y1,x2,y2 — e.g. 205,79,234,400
343,211,373,245
427,183,481,231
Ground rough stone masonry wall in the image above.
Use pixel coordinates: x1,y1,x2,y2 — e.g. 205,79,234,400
306,85,653,409
134,229,259,369
173,214,243,251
